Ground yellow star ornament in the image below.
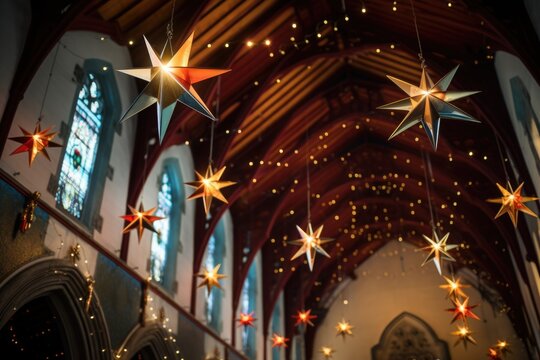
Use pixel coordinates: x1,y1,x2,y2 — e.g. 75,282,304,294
419,231,457,275
118,32,230,143
487,182,538,227
452,325,477,348
290,223,333,271
378,66,480,150
440,275,469,300
120,203,165,243
186,165,235,215
196,264,226,293
335,319,353,338
320,346,335,359
9,123,62,166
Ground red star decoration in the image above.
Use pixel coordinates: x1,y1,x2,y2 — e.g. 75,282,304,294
120,203,164,243
9,123,62,166
446,297,480,324
237,312,256,328
292,309,317,327
487,182,538,228
271,334,289,348
487,348,501,360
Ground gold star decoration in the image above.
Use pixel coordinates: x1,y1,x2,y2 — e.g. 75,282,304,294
120,203,164,243
446,297,480,324
186,165,235,215
378,65,480,150
237,312,256,328
196,264,226,293
452,325,477,348
320,346,335,359
487,347,501,360
271,333,289,348
495,340,511,356
487,182,538,228
290,223,333,271
335,319,354,338
292,309,317,327
9,123,62,166
440,275,469,300
118,33,230,143
419,231,457,275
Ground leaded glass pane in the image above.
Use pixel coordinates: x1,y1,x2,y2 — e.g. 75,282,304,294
150,172,173,283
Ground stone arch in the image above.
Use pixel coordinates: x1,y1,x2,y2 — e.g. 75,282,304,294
0,257,111,359
117,322,177,359
371,312,450,360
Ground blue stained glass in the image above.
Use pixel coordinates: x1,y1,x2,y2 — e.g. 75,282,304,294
56,73,104,218
205,234,217,324
150,172,173,283
204,217,225,333
241,262,257,359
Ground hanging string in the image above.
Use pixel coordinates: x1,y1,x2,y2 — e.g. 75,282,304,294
421,150,436,232
161,0,176,58
493,128,512,185
208,77,220,166
305,128,312,224
38,43,61,123
409,0,426,68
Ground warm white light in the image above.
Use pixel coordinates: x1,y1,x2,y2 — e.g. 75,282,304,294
264,39,271,46
246,40,254,47
292,23,297,29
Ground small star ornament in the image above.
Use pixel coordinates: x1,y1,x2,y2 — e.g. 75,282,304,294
452,325,477,348
292,309,317,327
446,297,480,323
495,340,511,356
196,264,226,292
487,182,538,228
237,312,256,328
271,334,289,348
320,346,335,359
419,230,457,275
186,165,235,215
9,123,62,166
118,32,230,143
120,203,164,243
290,223,333,271
378,65,480,150
440,275,469,300
487,347,501,359
335,319,353,338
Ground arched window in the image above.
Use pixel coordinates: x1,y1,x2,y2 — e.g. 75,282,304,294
55,59,120,228
240,261,257,359
150,159,183,290
271,299,282,360
205,218,226,333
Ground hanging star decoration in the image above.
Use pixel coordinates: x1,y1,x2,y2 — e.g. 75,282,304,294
237,312,256,328
9,123,62,166
452,325,477,348
487,347,501,360
378,65,480,150
292,309,317,327
487,182,538,228
271,334,289,348
196,264,226,293
118,33,230,143
446,297,480,324
419,230,457,275
335,319,354,338
440,275,470,300
495,340,511,356
290,223,333,271
186,165,235,215
320,346,335,359
120,203,164,243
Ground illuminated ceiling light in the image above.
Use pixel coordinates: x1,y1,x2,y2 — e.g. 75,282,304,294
448,1,453,7
344,15,349,21
224,42,230,48
264,39,271,46
317,33,322,38
292,22,297,29
361,5,367,13
206,43,212,48
246,40,254,47
128,40,134,46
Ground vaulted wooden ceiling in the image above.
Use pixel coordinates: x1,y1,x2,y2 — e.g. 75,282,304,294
7,0,540,357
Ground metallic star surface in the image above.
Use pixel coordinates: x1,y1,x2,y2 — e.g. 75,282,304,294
9,124,62,166
186,165,235,215
196,264,226,293
487,182,538,228
118,32,230,143
237,312,256,328
120,203,164,243
419,231,457,275
335,319,354,338
271,334,289,348
452,325,477,348
446,297,480,324
290,223,333,271
292,309,317,327
320,346,335,359
378,66,480,150
440,275,469,300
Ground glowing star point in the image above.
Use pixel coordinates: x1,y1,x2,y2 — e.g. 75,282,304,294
335,319,353,338
487,182,538,227
290,223,333,271
419,230,457,275
120,203,164,243
292,309,317,327
186,165,235,215
196,264,226,293
9,124,62,166
271,334,289,348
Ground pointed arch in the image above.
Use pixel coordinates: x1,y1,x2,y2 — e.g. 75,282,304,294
117,322,177,359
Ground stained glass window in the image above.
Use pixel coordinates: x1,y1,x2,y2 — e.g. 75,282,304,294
205,218,225,333
241,262,257,359
56,73,104,218
150,171,173,283
271,300,282,360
